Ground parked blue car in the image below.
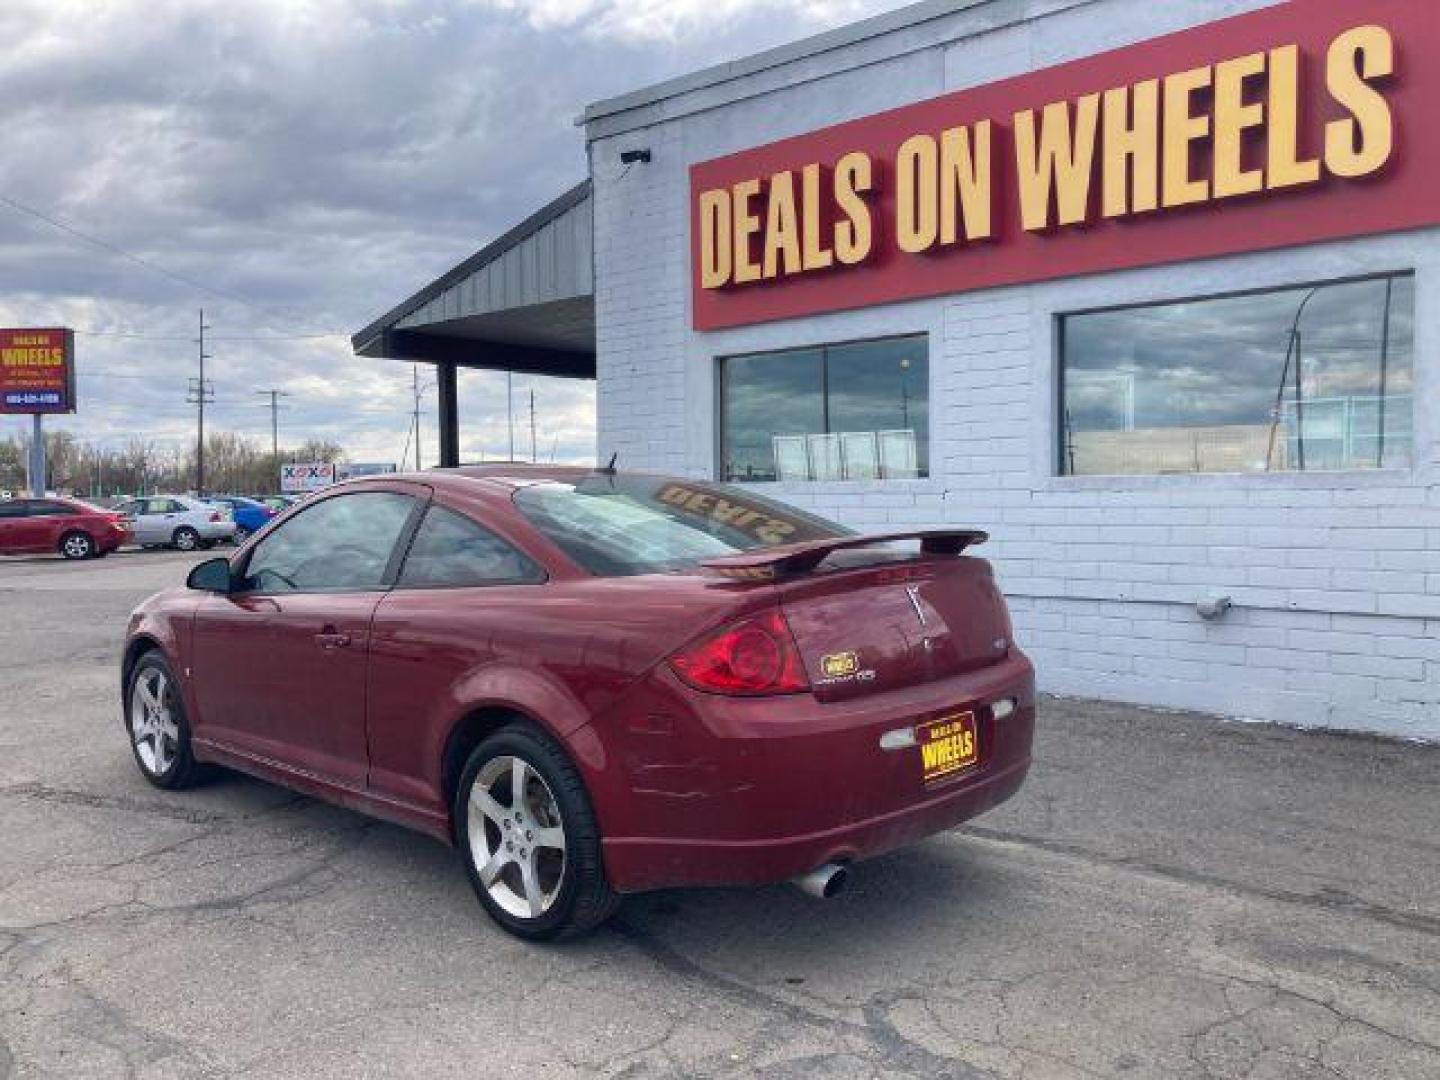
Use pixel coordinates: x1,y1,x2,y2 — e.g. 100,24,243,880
205,495,277,544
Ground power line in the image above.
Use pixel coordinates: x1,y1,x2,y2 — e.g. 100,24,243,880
0,192,339,334
74,328,344,341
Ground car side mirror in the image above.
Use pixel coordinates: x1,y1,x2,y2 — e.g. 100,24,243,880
187,557,235,594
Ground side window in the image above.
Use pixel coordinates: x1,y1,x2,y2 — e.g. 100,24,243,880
398,506,544,589
242,492,415,594
151,499,180,514
28,501,69,517
0,501,29,519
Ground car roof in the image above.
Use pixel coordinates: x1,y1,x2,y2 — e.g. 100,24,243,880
320,464,688,504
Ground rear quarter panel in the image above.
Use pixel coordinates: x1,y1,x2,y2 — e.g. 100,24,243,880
363,574,767,825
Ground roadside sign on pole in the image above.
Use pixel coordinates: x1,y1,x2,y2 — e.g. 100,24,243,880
281,462,336,494
1,328,76,415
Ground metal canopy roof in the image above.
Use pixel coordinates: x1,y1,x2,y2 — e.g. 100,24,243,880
351,181,595,379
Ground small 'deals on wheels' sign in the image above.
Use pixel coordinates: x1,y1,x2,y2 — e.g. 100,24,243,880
0,328,75,414
917,712,979,786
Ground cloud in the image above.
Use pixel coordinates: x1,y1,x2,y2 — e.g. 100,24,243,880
0,0,897,473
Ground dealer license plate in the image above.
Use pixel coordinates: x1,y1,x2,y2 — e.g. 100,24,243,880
917,712,978,785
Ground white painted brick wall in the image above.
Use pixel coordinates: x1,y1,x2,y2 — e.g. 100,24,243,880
588,0,1440,741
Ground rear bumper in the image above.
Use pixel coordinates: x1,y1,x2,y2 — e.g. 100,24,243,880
198,521,237,540
590,653,1035,892
603,752,1029,891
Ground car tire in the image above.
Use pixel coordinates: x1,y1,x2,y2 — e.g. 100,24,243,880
172,527,200,552
59,531,96,560
233,526,251,545
455,723,619,941
125,651,209,790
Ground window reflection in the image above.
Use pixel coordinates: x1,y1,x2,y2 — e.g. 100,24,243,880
721,335,929,482
1061,275,1414,476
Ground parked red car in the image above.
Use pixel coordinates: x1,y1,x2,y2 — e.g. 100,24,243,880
122,468,1034,939
0,497,131,559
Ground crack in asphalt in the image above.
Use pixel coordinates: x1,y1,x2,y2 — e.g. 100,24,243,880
608,917,996,1078
0,782,234,826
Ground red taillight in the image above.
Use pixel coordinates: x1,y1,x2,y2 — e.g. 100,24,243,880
209,511,222,522
668,608,810,696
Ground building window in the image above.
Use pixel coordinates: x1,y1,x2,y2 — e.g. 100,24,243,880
1059,273,1415,476
720,334,928,482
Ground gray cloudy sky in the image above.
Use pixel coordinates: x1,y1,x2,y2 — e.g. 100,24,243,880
0,0,893,467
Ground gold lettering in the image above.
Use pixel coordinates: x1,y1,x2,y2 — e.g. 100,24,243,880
1015,95,1101,231
1268,44,1322,190
1213,52,1267,199
762,172,802,279
834,151,873,265
710,499,747,525
731,179,762,284
940,121,993,243
896,134,939,253
1325,25,1394,179
1163,65,1213,207
697,189,732,289
1102,80,1160,218
801,163,834,272
754,520,796,545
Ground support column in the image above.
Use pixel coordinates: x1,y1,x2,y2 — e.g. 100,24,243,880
29,414,45,497
436,360,460,468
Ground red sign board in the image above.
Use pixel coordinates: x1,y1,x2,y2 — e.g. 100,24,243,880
690,0,1440,330
0,328,75,414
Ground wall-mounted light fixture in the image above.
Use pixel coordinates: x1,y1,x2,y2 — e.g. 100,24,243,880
1196,595,1233,621
619,149,652,164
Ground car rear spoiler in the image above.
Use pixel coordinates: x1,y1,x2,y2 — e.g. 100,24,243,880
700,529,989,580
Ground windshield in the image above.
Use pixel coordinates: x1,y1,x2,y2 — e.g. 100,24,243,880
512,475,851,576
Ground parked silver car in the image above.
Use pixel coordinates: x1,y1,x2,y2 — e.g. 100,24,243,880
111,495,236,551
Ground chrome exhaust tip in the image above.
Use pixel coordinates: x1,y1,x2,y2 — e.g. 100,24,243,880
792,862,849,899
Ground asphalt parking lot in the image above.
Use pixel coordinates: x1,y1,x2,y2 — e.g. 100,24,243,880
1,551,1437,1079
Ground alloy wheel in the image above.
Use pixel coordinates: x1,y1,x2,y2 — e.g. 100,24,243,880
130,667,179,776
62,534,93,559
468,755,567,919
174,529,198,551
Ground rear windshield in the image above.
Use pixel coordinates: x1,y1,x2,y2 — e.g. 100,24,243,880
512,475,850,576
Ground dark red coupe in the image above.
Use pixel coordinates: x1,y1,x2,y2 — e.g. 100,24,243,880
122,467,1034,939
0,496,131,559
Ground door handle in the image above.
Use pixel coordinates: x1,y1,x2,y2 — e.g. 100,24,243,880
315,627,352,649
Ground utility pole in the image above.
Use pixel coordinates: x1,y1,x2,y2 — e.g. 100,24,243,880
186,309,215,495
412,365,422,470
529,389,537,463
256,389,289,460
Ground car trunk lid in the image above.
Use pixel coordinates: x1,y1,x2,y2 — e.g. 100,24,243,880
703,532,1011,704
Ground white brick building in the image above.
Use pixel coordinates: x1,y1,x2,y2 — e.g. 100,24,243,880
358,0,1439,740
581,0,1438,740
